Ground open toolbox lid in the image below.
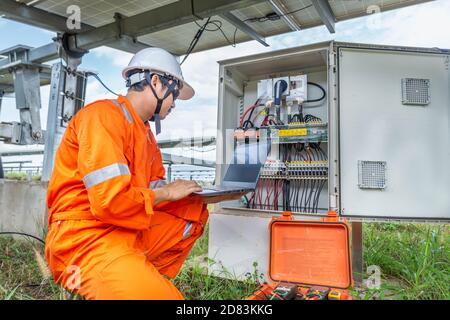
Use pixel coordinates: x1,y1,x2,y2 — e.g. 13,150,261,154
268,211,352,289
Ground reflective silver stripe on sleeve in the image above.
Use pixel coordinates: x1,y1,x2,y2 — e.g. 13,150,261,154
183,221,193,240
83,163,130,189
111,100,133,124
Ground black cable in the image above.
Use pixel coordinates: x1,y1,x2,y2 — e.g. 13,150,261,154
305,82,326,103
317,144,327,161
304,114,322,123
300,179,306,212
313,180,325,213
313,180,321,213
85,72,120,96
194,18,238,48
181,17,211,65
0,232,45,245
183,17,239,66
242,120,255,129
307,180,316,213
316,180,326,213
245,4,313,23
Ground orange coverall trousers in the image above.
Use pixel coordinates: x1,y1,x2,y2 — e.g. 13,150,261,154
45,96,208,299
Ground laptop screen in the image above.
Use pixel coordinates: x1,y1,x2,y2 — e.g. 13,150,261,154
222,141,269,187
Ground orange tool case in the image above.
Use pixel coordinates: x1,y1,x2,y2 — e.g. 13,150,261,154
248,211,353,300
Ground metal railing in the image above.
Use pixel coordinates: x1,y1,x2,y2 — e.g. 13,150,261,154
2,163,215,182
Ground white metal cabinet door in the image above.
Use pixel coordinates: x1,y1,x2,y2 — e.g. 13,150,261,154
338,47,450,220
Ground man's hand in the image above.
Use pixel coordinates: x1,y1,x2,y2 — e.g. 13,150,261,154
201,192,248,204
154,179,202,204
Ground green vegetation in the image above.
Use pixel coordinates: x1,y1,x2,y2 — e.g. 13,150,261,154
361,223,449,300
173,224,262,300
0,236,66,300
0,222,448,300
4,172,41,181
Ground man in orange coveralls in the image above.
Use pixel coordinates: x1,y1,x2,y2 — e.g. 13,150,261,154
45,48,241,299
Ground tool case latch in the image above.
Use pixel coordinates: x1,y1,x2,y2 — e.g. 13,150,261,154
323,210,339,222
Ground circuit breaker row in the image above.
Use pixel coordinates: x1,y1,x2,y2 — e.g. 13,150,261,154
260,160,328,180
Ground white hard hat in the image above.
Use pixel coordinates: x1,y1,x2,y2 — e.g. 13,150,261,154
122,47,195,100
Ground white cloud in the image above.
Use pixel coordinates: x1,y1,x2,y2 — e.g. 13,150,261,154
84,79,120,104
371,0,450,48
91,46,133,68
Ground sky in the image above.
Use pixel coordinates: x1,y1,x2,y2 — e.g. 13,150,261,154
1,0,450,167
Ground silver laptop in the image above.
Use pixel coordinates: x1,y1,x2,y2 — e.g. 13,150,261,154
194,141,269,197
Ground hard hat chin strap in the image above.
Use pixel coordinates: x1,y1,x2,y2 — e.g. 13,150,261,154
146,73,178,135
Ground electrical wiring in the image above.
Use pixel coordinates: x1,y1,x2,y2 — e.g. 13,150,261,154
305,82,326,103
244,4,313,23
193,19,238,48
252,108,268,126
301,181,306,212
307,180,316,212
289,83,327,124
276,179,283,211
268,180,275,210
255,179,264,209
85,72,120,96
313,180,326,213
182,17,239,65
188,146,216,153
268,180,274,210
289,180,295,211
239,100,259,128
250,141,328,213
0,232,45,245
180,17,211,65
248,191,255,208
304,114,322,123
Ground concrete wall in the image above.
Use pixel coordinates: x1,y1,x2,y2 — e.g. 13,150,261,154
0,179,48,239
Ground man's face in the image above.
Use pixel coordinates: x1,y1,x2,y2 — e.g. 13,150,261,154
146,74,178,120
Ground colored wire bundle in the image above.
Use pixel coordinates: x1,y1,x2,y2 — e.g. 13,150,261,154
250,142,327,213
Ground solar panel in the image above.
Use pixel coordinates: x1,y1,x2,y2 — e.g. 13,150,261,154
12,0,434,55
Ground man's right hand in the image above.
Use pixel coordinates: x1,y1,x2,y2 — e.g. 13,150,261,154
153,179,203,204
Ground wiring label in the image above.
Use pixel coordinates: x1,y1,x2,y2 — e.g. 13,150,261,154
279,128,308,137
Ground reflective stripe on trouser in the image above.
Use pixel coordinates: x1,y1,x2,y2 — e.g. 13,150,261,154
141,209,209,279
183,222,193,240
82,163,130,189
45,206,209,299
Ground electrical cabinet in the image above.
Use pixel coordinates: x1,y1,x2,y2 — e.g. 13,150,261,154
209,41,450,279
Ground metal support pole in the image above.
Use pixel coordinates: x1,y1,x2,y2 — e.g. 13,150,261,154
351,221,363,287
0,156,3,179
0,91,3,118
13,66,43,143
167,163,172,182
42,53,86,181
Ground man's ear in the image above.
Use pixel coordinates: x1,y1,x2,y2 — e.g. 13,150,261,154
151,74,160,89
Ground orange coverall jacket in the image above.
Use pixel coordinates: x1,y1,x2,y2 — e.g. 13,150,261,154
45,95,208,299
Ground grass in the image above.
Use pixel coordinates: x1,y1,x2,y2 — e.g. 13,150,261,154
4,172,41,181
0,222,448,300
172,223,262,300
0,236,66,300
361,223,449,300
